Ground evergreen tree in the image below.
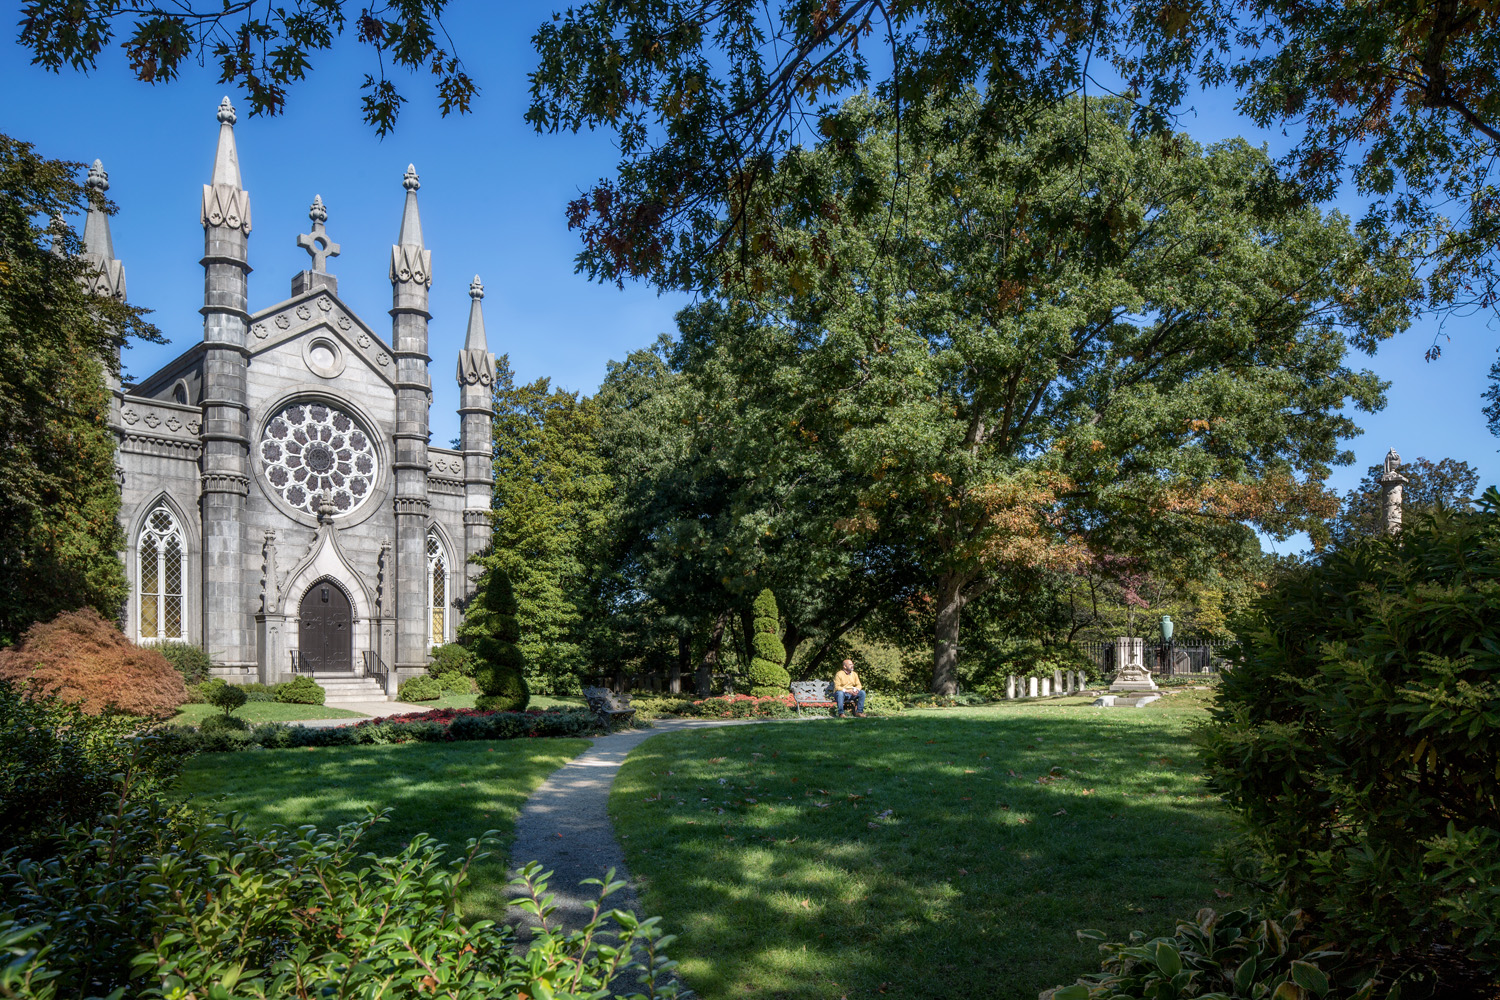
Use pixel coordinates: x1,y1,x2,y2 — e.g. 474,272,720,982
459,566,529,712
746,589,789,697
0,134,159,644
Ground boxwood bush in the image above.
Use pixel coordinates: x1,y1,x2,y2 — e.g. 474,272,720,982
1194,493,1500,990
275,675,326,705
397,675,442,702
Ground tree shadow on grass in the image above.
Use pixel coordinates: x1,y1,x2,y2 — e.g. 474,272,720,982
611,711,1236,1000
174,738,591,920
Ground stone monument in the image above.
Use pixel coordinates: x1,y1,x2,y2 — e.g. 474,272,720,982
1380,448,1408,536
1110,636,1158,692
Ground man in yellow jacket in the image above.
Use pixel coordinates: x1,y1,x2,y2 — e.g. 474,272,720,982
833,659,866,717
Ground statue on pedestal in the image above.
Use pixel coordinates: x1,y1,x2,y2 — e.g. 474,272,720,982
1110,636,1158,692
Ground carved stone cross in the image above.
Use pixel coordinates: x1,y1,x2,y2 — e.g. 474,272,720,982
296,195,341,273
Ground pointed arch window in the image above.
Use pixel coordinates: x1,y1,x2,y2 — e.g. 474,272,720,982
139,507,185,641
427,531,448,646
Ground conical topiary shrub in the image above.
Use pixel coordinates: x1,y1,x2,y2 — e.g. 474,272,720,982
461,567,530,712
747,589,790,697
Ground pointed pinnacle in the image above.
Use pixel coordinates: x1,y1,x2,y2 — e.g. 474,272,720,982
87,159,109,194
396,164,424,247
469,275,484,300
464,275,487,351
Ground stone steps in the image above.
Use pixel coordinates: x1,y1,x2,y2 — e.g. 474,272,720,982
303,672,390,704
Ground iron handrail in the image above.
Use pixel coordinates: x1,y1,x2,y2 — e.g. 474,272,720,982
362,649,390,692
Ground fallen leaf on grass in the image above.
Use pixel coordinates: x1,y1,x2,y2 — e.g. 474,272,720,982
815,802,830,808
1053,808,1067,816
799,898,811,909
1214,888,1233,899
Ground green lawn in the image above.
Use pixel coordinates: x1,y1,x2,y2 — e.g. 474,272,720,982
171,701,365,725
610,690,1235,1000
177,738,591,920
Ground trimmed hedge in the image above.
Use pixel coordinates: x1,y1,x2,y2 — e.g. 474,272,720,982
162,707,600,754
747,589,791,698
397,675,442,702
275,676,326,705
152,642,212,685
464,568,530,712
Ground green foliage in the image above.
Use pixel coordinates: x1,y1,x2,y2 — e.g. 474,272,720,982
485,356,612,694
428,644,478,693
0,783,681,999
238,681,279,702
1058,906,1380,1000
198,712,249,734
159,708,600,755
203,678,247,718
0,681,179,847
1198,492,1500,984
152,642,211,685
747,589,790,697
1330,454,1480,545
397,675,442,702
0,134,160,644
275,675,326,706
462,566,530,712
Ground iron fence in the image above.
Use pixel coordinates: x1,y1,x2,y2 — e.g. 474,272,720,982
1075,637,1234,678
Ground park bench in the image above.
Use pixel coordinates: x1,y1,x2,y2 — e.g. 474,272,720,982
582,686,636,729
790,679,846,716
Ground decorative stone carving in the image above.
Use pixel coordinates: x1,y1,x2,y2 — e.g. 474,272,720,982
259,401,378,517
296,196,341,273
296,304,312,321
392,496,431,516
1110,636,1158,692
275,314,291,330
318,296,333,312
376,537,391,616
201,472,250,495
260,529,281,613
356,332,371,348
142,412,161,429
376,351,390,367
253,322,269,339
121,407,140,425
165,415,182,432
200,99,251,233
1380,448,1409,536
339,315,353,331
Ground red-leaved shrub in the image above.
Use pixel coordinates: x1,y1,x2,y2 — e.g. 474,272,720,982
0,608,188,717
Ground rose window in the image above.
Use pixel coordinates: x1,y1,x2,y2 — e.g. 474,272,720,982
259,402,378,516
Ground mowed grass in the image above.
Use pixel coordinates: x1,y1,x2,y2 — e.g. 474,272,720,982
177,738,591,920
171,701,364,725
610,690,1234,1000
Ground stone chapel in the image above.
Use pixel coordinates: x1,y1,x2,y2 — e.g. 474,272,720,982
86,97,496,699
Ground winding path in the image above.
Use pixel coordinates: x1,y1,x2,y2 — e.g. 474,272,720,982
506,718,811,934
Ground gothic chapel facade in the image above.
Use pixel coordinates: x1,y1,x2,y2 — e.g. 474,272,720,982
88,98,496,697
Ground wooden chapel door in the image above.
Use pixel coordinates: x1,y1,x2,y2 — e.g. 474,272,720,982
299,582,352,672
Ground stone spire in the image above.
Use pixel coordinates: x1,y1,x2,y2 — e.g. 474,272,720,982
389,163,432,680
457,276,496,598
200,96,254,671
292,194,340,295
201,97,251,233
81,160,126,301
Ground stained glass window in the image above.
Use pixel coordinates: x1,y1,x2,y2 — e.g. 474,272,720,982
138,507,185,641
259,402,379,516
428,532,447,646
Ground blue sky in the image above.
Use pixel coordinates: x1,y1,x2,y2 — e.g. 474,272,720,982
2,4,1496,552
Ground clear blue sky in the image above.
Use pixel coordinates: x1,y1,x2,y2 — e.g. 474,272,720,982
2,5,1496,551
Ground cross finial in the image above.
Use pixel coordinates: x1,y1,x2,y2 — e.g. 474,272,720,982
217,96,237,125
296,194,341,273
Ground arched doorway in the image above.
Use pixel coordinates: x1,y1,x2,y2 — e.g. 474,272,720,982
299,581,352,672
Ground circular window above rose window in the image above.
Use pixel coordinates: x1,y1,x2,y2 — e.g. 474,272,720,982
259,402,378,516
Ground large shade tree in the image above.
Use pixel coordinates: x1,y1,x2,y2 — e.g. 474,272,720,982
676,96,1414,692
0,135,159,643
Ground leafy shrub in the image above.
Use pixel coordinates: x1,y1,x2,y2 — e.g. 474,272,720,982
865,692,905,714
151,642,211,685
397,675,442,702
747,589,791,697
0,681,180,847
1050,905,1382,1000
275,675,326,705
687,693,795,719
463,567,531,712
239,681,279,702
0,784,682,998
1197,496,1500,987
428,643,477,694
631,696,696,720
903,692,991,709
203,678,247,718
198,713,249,734
0,608,187,717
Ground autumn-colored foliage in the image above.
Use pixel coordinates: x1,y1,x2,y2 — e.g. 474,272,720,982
0,608,187,717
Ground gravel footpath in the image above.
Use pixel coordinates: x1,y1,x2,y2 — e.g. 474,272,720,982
505,717,819,937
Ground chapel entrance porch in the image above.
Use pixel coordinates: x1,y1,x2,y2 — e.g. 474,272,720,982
297,581,352,672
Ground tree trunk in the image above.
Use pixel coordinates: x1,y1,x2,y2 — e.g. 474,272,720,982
695,612,727,697
932,573,966,695
671,632,688,694
782,620,805,674
740,603,756,667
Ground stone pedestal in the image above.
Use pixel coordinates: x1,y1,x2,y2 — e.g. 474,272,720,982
255,613,288,684
1110,636,1158,692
